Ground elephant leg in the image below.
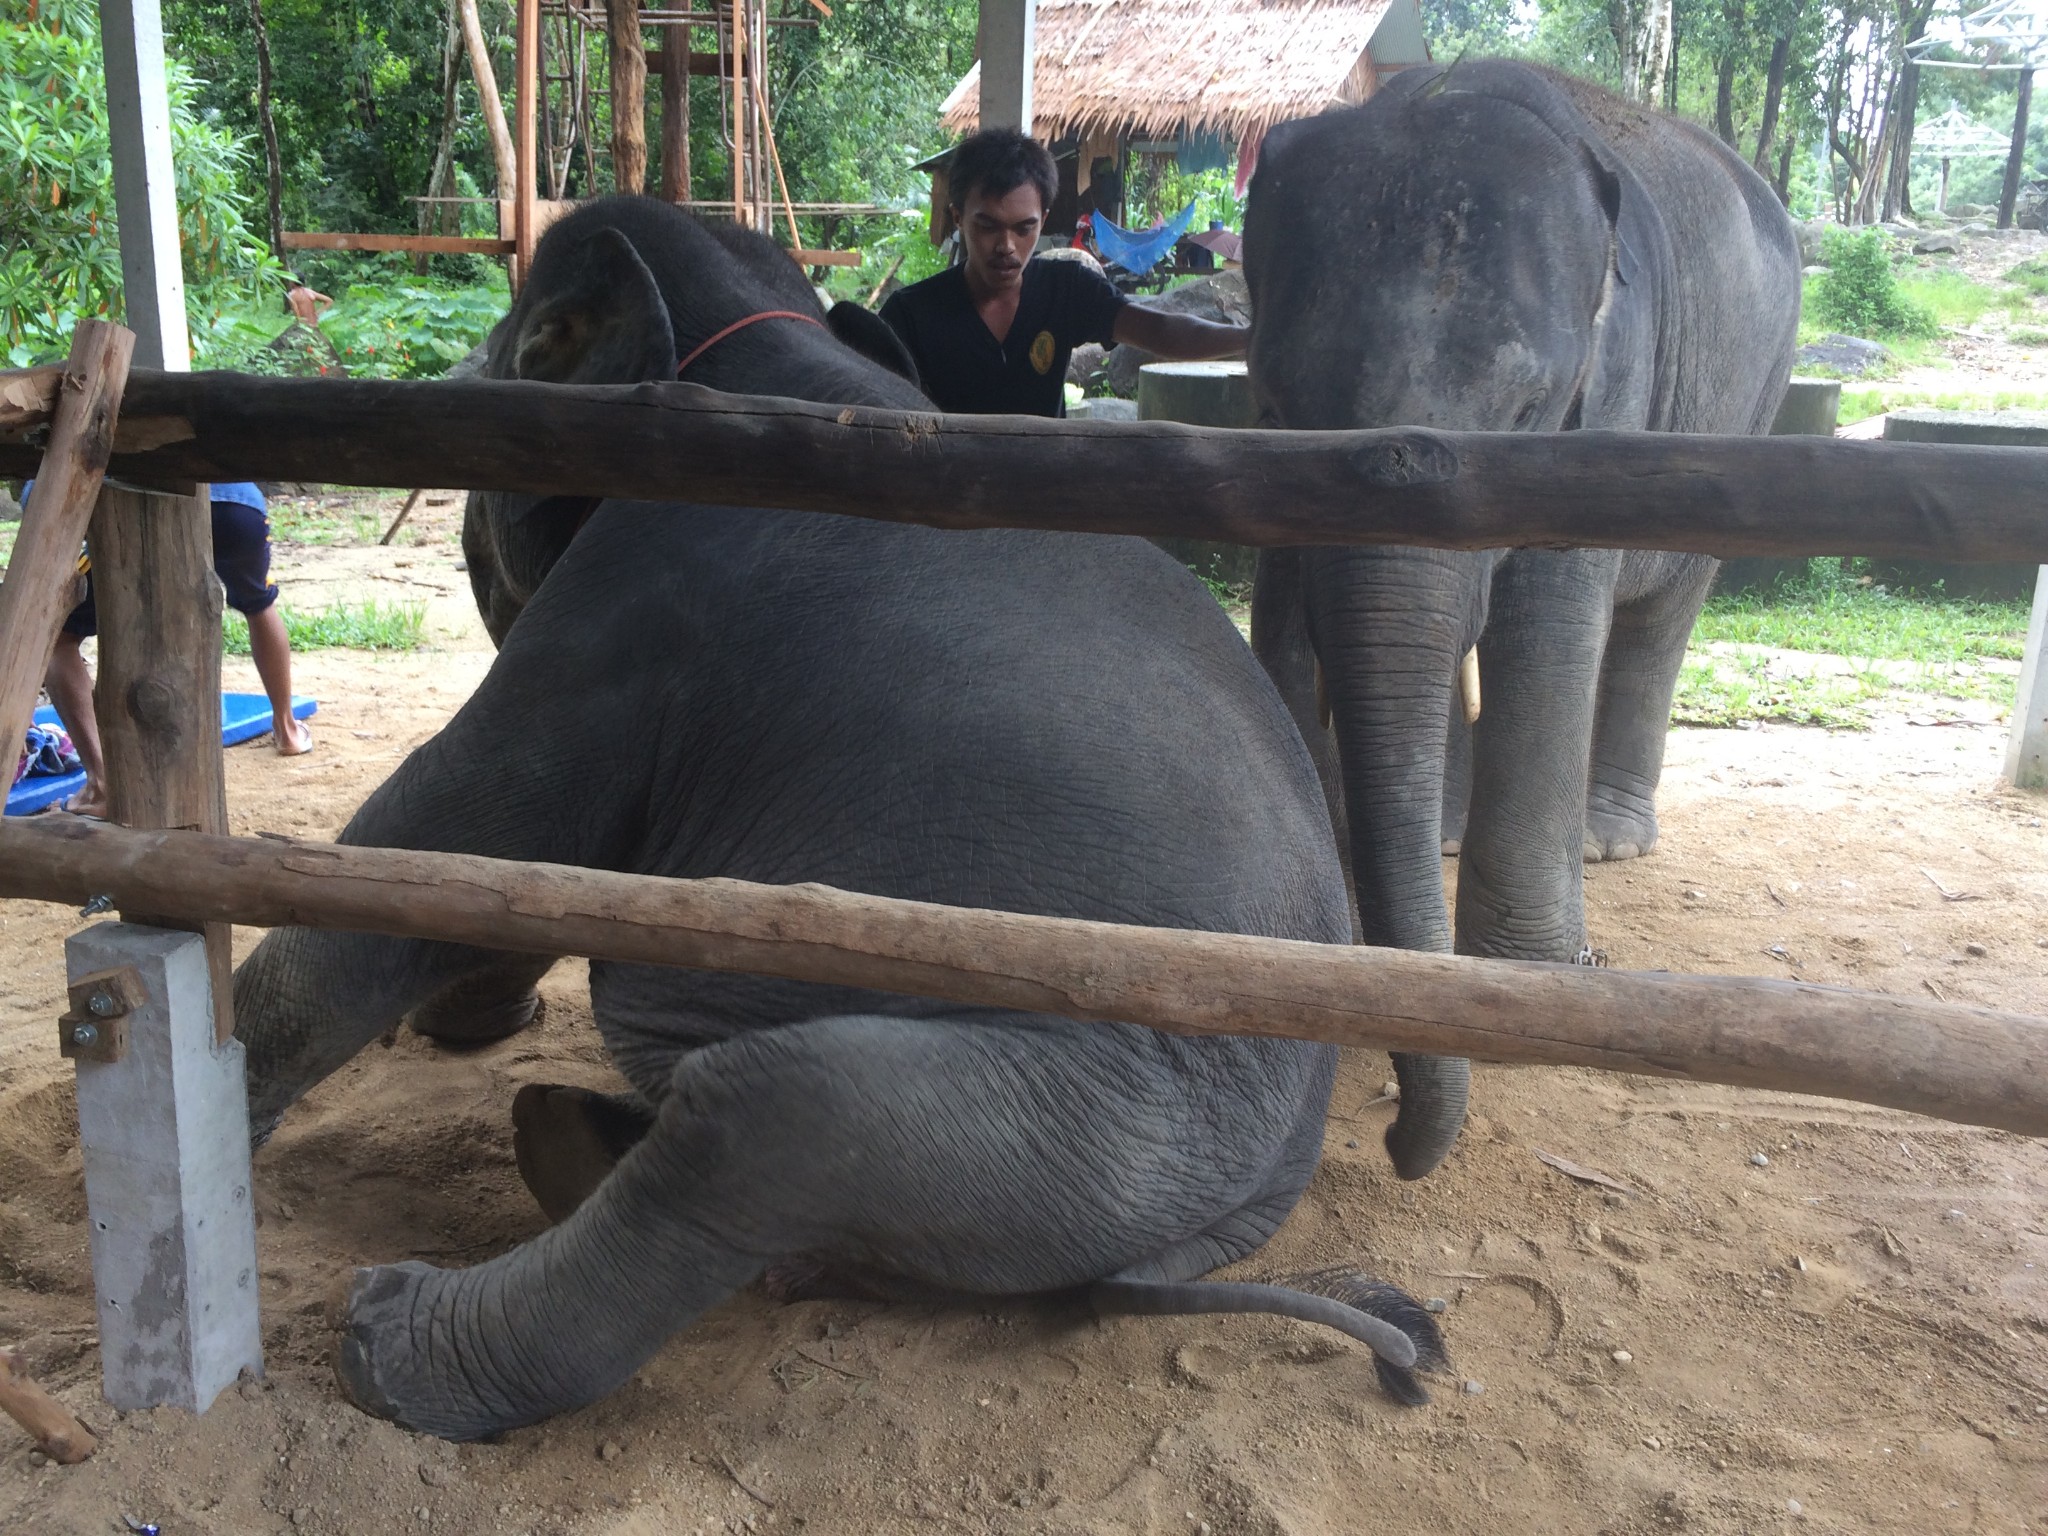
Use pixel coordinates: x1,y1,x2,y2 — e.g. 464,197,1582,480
409,953,559,1047
1251,548,1348,877
511,1083,658,1224
1456,547,1622,962
330,1015,1306,1439
1305,548,1490,1180
235,630,654,1135
1585,553,1717,863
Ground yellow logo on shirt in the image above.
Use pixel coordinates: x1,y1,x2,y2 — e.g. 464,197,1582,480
1029,330,1056,375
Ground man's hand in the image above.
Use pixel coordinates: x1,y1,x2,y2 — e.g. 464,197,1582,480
1112,305,1248,360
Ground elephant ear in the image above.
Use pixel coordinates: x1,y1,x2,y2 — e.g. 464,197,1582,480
826,301,921,388
1564,140,1661,429
507,225,680,384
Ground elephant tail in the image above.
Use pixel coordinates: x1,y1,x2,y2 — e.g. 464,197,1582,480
1091,1267,1449,1405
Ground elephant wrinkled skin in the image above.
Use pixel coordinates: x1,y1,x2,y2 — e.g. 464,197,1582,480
229,198,1446,1440
1245,61,1802,1179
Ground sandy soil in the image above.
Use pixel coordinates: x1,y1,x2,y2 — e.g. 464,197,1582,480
4,497,2048,1536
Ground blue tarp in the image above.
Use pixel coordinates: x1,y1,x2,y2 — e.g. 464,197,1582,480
1092,201,1200,275
7,693,317,816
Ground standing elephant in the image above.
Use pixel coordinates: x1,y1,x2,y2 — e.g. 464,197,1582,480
1244,60,1801,1179
229,197,1446,1440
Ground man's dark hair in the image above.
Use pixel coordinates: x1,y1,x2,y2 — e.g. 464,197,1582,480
947,129,1058,215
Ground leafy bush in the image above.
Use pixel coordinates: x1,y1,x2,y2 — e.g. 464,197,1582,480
0,0,283,365
313,279,506,379
1811,228,1936,338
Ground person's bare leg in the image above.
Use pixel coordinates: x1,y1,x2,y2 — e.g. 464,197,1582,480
42,633,107,816
245,604,312,755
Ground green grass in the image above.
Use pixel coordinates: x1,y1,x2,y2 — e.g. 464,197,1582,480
1836,385,2048,425
267,497,385,546
1694,571,2029,663
1670,655,1879,728
223,599,426,653
2008,257,2048,298
1678,567,2028,728
1896,267,2034,329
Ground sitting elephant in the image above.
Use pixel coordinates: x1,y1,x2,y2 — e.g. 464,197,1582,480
1243,60,1802,1179
229,197,1445,1441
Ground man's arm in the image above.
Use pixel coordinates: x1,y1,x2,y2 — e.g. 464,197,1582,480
1111,304,1248,360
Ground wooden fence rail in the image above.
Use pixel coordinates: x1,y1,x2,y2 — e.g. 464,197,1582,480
3,814,2046,1137
2,369,2046,561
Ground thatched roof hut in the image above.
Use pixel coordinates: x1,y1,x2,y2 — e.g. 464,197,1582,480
939,0,1430,146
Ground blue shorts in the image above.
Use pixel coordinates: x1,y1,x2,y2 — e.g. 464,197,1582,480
62,497,279,638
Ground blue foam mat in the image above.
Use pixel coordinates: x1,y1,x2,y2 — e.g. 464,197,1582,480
7,693,316,816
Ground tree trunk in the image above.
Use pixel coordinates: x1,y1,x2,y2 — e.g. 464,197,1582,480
606,0,648,194
456,0,517,202
418,2,466,275
2000,68,2036,230
660,23,690,201
1716,52,1739,146
1752,32,1792,173
1776,136,1795,204
247,0,285,265
1621,0,1672,103
1882,60,1918,221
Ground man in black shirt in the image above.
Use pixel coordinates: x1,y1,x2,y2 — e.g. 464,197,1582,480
881,130,1246,417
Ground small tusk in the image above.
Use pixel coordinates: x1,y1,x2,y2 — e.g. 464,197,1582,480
1459,646,1482,725
1315,660,1332,731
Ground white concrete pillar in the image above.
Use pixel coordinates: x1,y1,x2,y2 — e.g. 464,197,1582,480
68,923,261,1412
979,0,1035,135
98,0,191,371
2007,566,2048,790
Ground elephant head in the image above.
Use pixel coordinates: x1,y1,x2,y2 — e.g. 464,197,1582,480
461,196,926,644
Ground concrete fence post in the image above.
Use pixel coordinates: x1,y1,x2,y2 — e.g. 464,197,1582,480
67,922,262,1412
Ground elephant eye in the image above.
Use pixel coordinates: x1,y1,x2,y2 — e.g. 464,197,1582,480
1511,395,1546,430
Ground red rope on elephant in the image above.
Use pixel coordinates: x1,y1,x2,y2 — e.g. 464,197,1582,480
675,310,825,377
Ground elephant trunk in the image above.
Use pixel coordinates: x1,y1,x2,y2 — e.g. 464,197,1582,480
1385,1052,1472,1180
1307,549,1491,1180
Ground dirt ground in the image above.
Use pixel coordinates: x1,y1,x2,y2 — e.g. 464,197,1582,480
5,489,2048,1536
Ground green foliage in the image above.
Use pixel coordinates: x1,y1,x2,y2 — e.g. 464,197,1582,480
1811,228,1935,338
314,276,505,378
1129,164,1243,234
1,0,284,364
223,598,427,653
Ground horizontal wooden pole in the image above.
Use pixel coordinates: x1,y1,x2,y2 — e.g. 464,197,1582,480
282,232,516,255
3,815,2046,1136
791,248,863,267
0,370,2043,559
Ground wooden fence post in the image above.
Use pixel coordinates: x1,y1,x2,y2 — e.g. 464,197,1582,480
90,482,234,1039
69,481,261,1411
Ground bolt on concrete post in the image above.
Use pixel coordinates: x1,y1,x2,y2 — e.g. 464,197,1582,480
67,922,262,1412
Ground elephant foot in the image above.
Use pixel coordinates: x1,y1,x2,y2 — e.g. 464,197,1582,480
512,1083,655,1224
409,984,544,1049
1440,837,1461,858
334,1261,508,1441
1584,801,1660,864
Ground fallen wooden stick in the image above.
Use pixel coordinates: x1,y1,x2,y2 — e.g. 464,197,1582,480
378,487,425,545
0,1348,96,1464
3,814,2046,1136
0,323,134,789
1,369,2046,561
